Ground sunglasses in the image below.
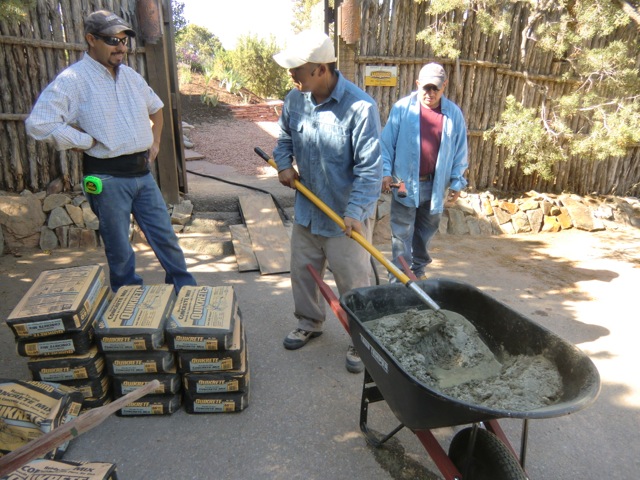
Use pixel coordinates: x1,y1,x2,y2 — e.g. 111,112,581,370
422,85,440,93
94,34,128,47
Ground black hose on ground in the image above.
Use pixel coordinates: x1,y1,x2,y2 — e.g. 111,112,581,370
186,169,291,223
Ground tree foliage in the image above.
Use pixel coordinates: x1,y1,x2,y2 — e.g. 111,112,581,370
0,0,35,22
227,34,291,99
418,0,640,180
169,5,290,99
292,0,323,32
175,24,223,73
488,96,565,179
171,0,187,38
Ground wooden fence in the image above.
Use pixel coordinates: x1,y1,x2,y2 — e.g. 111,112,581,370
353,0,640,196
1,0,639,197
0,0,186,202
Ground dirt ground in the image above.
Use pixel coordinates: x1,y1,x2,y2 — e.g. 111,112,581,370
1,73,639,479
180,73,269,125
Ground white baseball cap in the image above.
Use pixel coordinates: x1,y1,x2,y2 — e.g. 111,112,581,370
418,63,447,89
273,30,337,68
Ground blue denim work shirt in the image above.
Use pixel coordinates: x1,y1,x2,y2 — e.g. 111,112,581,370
273,71,382,237
381,93,468,214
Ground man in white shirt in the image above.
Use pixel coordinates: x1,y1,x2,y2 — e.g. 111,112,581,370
26,10,196,293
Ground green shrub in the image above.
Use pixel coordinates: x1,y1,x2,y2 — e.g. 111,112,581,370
219,69,244,94
227,34,291,99
177,63,192,87
175,24,222,73
200,91,219,107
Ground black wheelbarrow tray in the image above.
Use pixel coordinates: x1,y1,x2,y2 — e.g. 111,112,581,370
334,277,601,479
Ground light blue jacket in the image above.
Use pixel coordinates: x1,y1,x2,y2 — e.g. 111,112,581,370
381,93,468,214
273,72,382,237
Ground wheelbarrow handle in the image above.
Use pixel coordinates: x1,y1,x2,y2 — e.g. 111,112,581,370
254,147,441,313
306,264,350,334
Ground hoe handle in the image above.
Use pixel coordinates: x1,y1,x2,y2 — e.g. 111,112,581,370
253,147,441,313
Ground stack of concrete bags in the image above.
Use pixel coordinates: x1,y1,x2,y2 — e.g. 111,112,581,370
166,286,249,414
94,285,182,416
4,459,118,479
5,265,112,410
0,379,84,460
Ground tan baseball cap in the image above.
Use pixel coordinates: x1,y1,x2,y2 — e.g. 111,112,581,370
273,30,336,68
418,63,447,89
84,10,136,37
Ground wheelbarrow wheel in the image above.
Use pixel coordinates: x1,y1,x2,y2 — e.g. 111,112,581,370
448,427,527,480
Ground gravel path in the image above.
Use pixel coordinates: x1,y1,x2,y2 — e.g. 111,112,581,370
186,117,281,177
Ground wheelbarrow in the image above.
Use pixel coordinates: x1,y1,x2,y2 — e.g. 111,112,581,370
254,145,599,477
309,267,601,479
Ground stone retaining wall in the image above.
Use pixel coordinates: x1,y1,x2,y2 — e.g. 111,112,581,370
375,190,639,239
0,189,194,255
0,188,638,255
0,190,99,253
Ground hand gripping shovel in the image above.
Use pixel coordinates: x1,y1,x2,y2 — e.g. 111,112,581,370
254,147,443,314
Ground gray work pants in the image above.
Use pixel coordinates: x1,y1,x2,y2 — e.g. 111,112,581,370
290,219,372,332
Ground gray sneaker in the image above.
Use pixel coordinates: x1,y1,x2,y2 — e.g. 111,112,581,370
283,328,322,350
345,345,364,373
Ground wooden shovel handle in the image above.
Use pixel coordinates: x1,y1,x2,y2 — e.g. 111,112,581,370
0,379,160,477
254,147,442,313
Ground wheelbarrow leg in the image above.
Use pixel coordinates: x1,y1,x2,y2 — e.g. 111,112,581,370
359,369,405,447
413,429,463,480
520,418,529,469
305,264,406,446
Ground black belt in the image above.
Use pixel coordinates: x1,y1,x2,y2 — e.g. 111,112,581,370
419,173,434,181
83,151,149,177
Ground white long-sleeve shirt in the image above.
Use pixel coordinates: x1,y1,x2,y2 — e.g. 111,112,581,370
26,53,163,158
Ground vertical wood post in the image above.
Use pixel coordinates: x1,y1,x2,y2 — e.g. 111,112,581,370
162,0,189,194
137,0,181,204
337,37,357,84
336,0,359,85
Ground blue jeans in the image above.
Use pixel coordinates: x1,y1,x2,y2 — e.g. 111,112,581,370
85,172,196,293
390,181,442,281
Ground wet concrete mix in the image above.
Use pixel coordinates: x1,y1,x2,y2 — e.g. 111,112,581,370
367,308,563,411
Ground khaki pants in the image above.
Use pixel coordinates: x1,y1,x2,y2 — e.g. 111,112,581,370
290,219,372,332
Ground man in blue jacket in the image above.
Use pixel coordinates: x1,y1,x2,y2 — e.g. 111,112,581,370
272,30,382,373
381,63,468,280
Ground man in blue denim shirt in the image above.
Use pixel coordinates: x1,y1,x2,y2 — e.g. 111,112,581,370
272,30,382,373
381,63,468,281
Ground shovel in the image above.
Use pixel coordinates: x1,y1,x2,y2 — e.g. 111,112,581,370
253,147,443,314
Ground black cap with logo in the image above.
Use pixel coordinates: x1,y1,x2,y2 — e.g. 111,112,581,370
84,10,136,37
